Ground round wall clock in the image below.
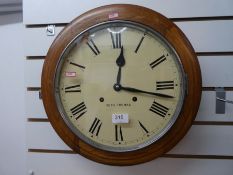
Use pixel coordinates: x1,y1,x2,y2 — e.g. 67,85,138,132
41,4,202,165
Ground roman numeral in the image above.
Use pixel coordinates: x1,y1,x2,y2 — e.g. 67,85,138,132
86,39,100,55
69,62,85,69
138,121,149,134
156,81,174,90
89,117,102,136
150,54,166,69
70,102,87,120
65,84,81,93
115,125,123,141
135,33,146,53
110,32,122,49
149,101,169,118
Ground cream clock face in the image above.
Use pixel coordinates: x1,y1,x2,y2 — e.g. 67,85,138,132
55,21,185,152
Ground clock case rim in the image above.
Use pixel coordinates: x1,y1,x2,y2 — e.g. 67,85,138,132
41,4,202,165
54,20,187,153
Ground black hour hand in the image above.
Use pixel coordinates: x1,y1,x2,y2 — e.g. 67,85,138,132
116,46,125,67
115,46,125,85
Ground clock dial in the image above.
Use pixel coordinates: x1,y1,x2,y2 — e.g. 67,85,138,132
55,22,185,152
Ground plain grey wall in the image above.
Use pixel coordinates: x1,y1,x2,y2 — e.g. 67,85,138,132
0,12,26,175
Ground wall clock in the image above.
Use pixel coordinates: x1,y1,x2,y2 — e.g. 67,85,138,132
41,4,202,165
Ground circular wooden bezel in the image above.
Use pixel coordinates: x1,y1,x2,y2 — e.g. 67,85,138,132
41,4,202,165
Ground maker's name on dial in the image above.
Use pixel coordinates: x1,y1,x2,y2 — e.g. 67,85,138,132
106,103,131,107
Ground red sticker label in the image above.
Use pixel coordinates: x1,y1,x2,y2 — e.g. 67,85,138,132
108,12,119,19
65,72,76,77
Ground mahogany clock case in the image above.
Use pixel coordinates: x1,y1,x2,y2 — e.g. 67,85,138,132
41,4,202,165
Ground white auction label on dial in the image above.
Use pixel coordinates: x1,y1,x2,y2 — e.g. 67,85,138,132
112,114,129,124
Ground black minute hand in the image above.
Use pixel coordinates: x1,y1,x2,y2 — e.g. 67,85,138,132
120,86,174,98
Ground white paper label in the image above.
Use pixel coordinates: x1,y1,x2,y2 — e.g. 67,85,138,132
112,114,129,124
108,12,119,19
65,71,76,77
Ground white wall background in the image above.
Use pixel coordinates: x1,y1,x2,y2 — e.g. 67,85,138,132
1,0,233,175
0,13,26,175
23,0,233,175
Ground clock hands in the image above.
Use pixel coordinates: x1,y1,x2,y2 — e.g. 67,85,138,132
115,46,125,85
113,46,173,98
114,84,174,98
